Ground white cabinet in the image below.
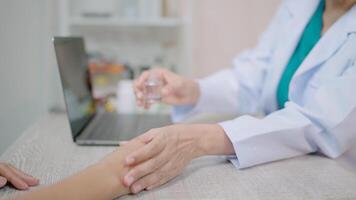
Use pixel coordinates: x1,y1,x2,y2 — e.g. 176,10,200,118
58,0,192,76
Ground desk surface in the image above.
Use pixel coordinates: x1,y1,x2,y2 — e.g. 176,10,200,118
1,113,356,200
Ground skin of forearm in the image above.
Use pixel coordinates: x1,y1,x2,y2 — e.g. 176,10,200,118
185,79,200,105
16,163,126,200
15,140,144,200
185,124,235,158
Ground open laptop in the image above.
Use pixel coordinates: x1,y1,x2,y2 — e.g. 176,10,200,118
53,37,171,145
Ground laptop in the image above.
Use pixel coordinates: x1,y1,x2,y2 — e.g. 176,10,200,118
53,37,171,145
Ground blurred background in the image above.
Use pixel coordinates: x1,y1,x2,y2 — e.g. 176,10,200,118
0,0,281,154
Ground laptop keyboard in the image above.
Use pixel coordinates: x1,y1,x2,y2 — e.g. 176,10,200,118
87,113,137,140
81,112,171,142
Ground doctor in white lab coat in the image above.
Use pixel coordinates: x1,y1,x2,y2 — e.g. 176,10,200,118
122,0,356,193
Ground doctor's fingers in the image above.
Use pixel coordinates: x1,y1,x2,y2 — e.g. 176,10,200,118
134,93,152,109
133,83,144,100
133,71,149,100
125,151,167,190
145,161,180,191
130,165,172,194
135,127,157,144
133,87,147,108
134,71,149,90
125,134,164,167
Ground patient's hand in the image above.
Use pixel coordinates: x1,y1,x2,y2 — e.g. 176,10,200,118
0,162,39,190
96,138,146,196
15,138,146,200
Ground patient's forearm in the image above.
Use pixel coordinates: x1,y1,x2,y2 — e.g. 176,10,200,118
17,163,127,200
16,140,143,200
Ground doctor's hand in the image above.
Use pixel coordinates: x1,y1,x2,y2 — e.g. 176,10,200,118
0,162,39,190
133,68,200,109
122,124,233,193
122,125,204,193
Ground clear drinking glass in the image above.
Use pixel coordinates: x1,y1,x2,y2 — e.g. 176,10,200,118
144,72,163,104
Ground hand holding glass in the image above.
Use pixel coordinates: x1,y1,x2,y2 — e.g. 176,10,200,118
133,68,200,109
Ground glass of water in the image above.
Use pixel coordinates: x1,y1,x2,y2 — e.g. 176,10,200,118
144,72,163,105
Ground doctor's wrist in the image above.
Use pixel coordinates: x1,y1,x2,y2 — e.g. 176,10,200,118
192,124,235,157
179,79,200,105
187,79,200,105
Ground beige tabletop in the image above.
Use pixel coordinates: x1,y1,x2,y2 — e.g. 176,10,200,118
1,113,356,200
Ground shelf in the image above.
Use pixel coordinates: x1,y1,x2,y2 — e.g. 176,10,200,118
69,16,182,28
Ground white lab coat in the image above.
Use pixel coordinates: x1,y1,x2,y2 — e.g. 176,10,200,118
172,0,356,169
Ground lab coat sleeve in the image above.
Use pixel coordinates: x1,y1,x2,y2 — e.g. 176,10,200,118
219,63,356,169
171,3,288,122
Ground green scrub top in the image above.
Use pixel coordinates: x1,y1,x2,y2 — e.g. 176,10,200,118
276,0,325,109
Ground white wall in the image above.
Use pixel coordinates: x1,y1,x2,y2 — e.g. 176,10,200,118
191,0,281,77
0,0,61,154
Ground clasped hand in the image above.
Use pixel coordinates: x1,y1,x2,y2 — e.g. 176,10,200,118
122,125,202,193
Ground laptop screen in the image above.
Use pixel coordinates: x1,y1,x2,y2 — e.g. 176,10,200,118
53,37,96,139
